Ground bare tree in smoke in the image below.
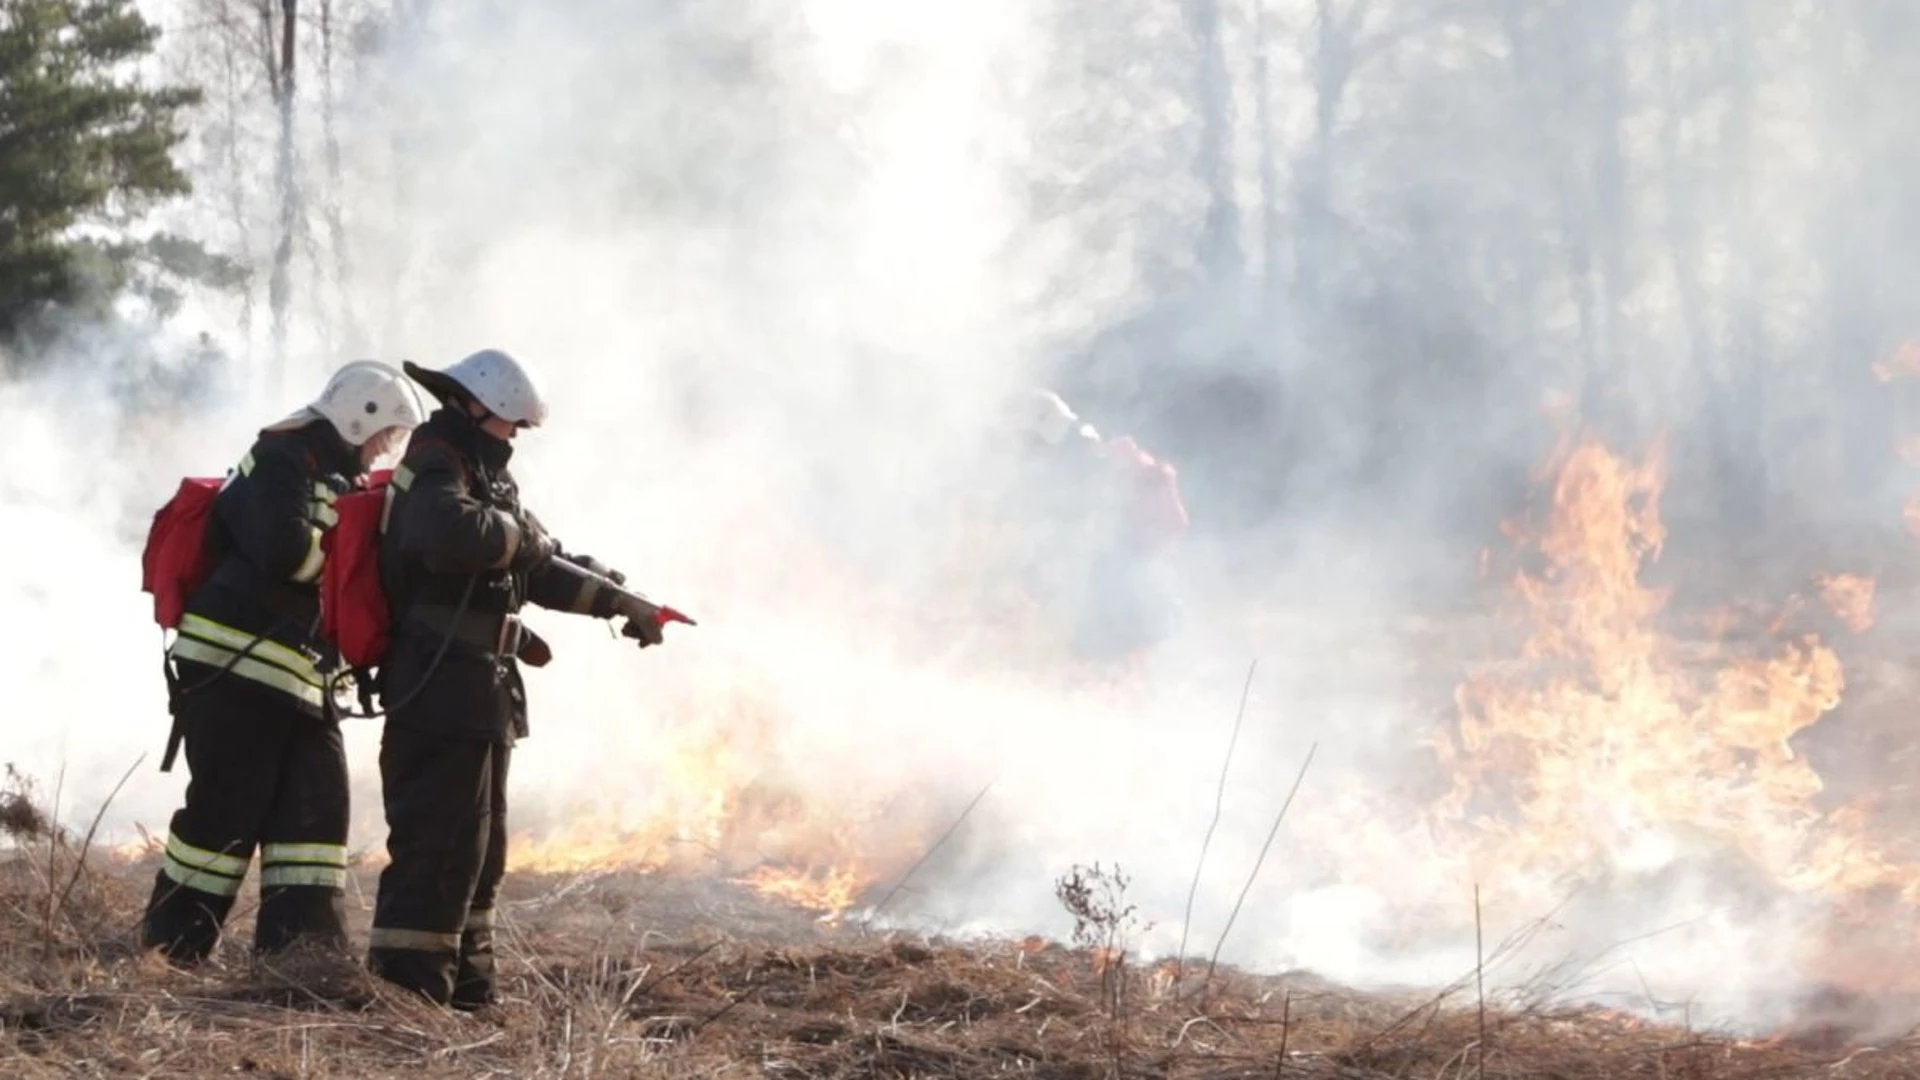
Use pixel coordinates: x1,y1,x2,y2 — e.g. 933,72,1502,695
1185,0,1240,293
263,0,299,401
315,0,364,356
155,0,408,394
1005,0,1920,598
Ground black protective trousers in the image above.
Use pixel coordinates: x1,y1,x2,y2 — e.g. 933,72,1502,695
367,725,509,1009
140,667,351,964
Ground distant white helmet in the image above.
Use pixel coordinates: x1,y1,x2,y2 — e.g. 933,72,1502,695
266,360,426,446
311,360,427,446
404,349,549,428
1022,387,1097,446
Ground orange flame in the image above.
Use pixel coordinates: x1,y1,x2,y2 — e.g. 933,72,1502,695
498,665,961,918
1393,434,1920,984
736,864,866,919
1873,340,1920,383
1815,574,1876,635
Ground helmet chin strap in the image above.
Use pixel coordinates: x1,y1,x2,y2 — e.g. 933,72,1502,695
461,399,519,441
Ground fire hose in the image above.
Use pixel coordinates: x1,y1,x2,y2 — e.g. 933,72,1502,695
328,556,694,719
544,555,697,643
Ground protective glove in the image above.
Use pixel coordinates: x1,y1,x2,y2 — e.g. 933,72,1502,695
614,591,665,647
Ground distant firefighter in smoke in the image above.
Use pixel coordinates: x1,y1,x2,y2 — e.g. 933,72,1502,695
1000,387,1189,661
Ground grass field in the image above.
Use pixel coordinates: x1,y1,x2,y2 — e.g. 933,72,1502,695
3,782,1916,1080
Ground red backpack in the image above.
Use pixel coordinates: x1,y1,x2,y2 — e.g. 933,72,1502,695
319,469,395,671
140,477,225,629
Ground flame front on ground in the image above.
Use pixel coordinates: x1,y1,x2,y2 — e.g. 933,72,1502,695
500,666,960,919
1424,436,1920,997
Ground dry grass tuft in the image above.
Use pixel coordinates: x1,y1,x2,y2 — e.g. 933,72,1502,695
0,766,52,843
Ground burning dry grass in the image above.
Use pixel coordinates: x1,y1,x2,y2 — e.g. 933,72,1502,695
2,814,1918,1079
13,429,1920,1076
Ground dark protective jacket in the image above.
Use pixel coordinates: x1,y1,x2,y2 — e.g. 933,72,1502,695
376,407,618,743
168,419,362,718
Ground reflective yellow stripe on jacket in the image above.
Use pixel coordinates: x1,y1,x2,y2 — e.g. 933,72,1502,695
169,613,325,708
290,525,326,584
234,452,332,584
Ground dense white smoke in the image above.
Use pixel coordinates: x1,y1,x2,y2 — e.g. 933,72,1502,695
5,0,1913,1039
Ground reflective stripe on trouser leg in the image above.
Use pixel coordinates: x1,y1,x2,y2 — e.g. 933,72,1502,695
369,728,500,1006
143,832,252,963
454,908,497,1009
254,718,352,955
260,842,349,888
257,840,351,954
141,866,241,964
453,742,510,1010
367,923,463,1006
369,927,462,952
143,776,258,964
141,677,306,964
160,831,250,895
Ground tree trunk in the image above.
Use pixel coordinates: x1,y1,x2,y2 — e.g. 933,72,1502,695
1184,0,1240,288
1589,4,1630,435
213,1,256,396
1719,1,1768,532
1293,0,1356,309
1657,0,1720,544
1498,3,1595,426
384,0,427,347
1657,0,1710,403
319,0,361,355
1252,0,1281,312
268,0,298,404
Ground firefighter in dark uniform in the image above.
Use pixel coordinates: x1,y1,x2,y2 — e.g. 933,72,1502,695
367,348,666,1009
141,360,426,964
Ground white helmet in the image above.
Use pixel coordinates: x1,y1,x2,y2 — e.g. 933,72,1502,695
404,349,549,428
265,360,426,446
1022,387,1097,446
311,360,427,446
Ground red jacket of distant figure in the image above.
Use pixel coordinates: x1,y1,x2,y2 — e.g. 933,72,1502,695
1099,435,1189,553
